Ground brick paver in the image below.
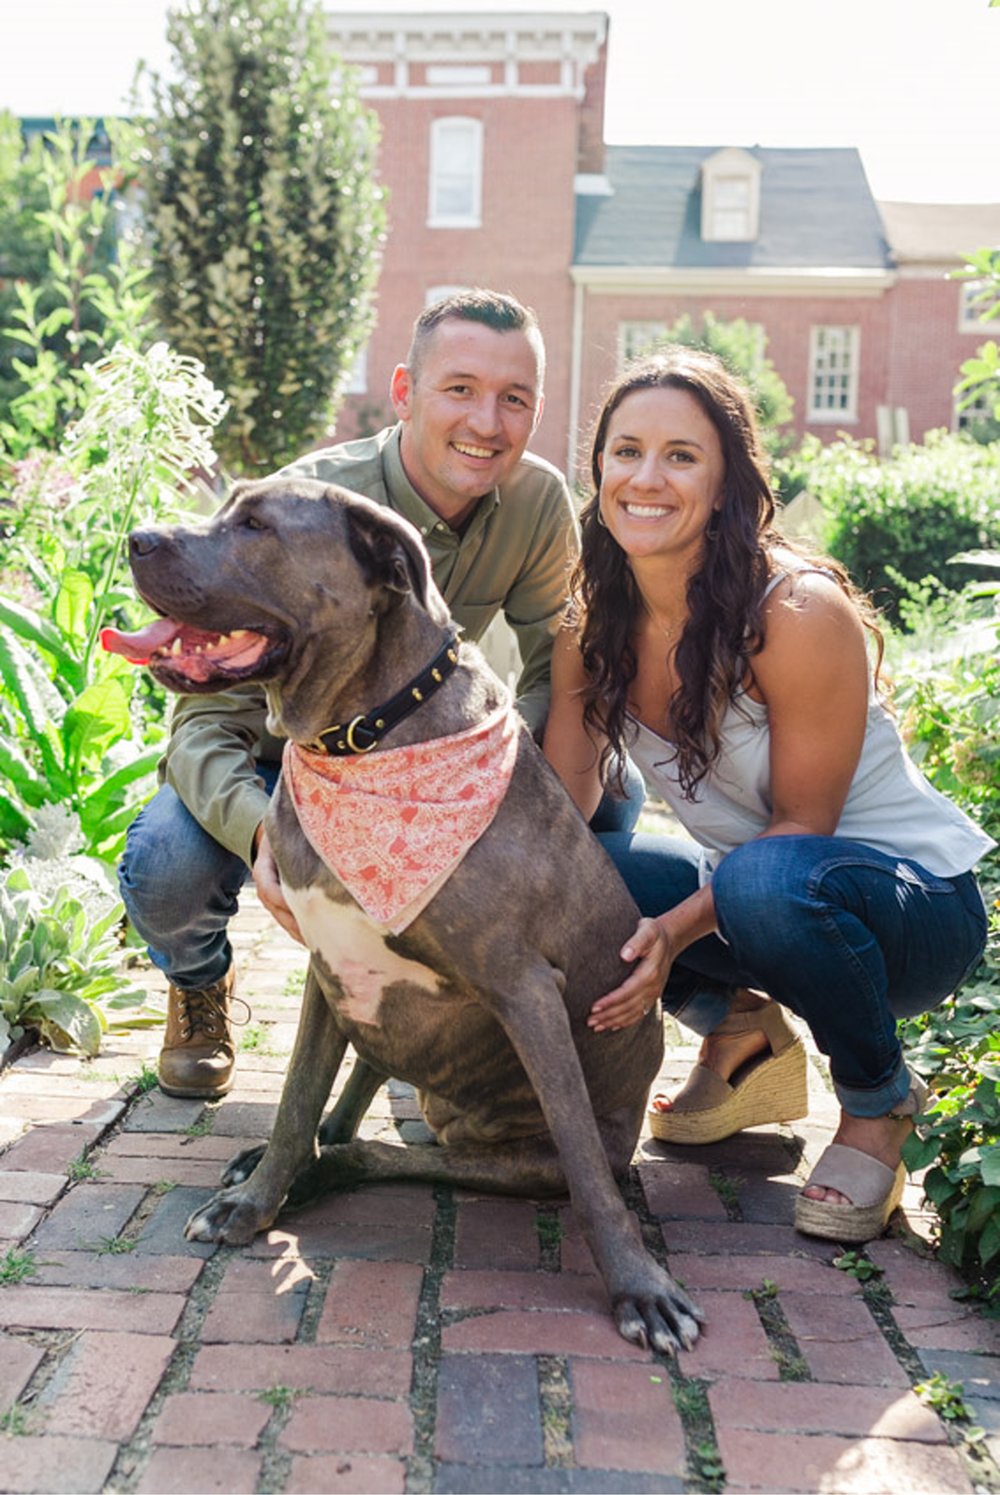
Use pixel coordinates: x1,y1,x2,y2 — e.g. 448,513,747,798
0,891,996,1493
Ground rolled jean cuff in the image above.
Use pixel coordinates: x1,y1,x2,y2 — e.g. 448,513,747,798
833,1057,912,1119
664,982,732,1038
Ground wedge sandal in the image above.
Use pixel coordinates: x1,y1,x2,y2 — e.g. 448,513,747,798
794,1076,929,1243
648,1001,808,1145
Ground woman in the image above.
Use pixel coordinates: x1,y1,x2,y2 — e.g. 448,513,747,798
544,348,993,1243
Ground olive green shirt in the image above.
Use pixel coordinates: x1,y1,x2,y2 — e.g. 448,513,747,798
160,425,579,865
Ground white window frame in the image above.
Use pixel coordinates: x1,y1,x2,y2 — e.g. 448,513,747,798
808,326,860,423
700,148,761,243
618,321,668,370
954,384,997,432
428,116,483,229
958,280,997,334
343,343,368,396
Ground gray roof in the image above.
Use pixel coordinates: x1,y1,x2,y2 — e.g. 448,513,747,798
877,200,1000,264
574,145,890,269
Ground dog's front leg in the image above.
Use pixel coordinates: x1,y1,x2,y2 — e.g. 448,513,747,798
185,963,347,1245
493,963,702,1356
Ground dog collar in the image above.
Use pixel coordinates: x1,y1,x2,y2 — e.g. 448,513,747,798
307,631,461,756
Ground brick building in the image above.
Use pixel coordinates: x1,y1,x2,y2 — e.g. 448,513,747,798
326,8,1000,482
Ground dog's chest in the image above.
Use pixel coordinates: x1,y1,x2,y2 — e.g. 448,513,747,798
281,882,441,1026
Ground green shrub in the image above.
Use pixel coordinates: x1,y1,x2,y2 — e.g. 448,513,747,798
894,572,1000,1286
784,432,1000,626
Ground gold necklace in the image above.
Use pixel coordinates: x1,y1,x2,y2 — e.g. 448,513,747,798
639,595,681,643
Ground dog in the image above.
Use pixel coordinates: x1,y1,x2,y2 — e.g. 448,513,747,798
115,477,701,1355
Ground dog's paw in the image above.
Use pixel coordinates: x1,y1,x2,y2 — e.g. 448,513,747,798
612,1263,703,1356
184,1187,277,1246
220,1144,266,1187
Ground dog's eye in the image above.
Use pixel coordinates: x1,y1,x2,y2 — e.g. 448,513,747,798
240,513,268,532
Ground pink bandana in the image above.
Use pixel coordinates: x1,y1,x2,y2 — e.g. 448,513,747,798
282,704,519,933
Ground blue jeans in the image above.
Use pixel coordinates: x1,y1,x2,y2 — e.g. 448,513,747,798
119,756,646,996
598,831,988,1119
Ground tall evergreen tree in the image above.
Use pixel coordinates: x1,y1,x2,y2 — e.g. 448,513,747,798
140,0,384,473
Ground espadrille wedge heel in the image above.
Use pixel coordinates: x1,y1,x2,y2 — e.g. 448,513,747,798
794,1075,929,1243
648,1001,808,1145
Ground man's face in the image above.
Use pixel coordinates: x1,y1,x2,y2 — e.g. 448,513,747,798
391,318,544,525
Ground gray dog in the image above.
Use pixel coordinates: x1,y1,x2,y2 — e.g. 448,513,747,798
120,478,701,1355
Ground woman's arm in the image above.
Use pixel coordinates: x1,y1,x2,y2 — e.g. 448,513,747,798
542,626,606,821
589,572,871,1032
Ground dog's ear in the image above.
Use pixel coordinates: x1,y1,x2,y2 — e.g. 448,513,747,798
345,501,432,608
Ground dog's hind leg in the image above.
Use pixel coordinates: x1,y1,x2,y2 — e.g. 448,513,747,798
318,1055,389,1145
187,963,348,1245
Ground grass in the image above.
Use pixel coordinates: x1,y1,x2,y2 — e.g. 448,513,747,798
0,1248,36,1285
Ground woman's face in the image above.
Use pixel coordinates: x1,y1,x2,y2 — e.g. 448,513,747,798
597,385,726,566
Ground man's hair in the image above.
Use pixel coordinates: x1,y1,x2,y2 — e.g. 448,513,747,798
406,288,546,387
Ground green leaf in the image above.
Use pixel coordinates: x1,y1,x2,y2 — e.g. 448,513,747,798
62,678,131,771
902,1132,941,1171
54,570,94,645
0,595,82,686
980,1144,1000,1187
21,990,103,1057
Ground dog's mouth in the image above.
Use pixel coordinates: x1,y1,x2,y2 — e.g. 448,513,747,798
101,617,288,690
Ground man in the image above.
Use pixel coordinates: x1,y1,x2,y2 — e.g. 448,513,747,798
120,289,639,1099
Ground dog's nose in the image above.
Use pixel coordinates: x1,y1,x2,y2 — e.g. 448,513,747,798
130,530,161,558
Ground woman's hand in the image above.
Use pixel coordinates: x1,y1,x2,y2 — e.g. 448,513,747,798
588,917,673,1032
252,827,306,946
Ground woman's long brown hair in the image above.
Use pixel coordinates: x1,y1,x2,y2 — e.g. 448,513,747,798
572,348,882,796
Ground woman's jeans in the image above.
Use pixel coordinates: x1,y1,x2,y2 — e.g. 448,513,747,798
598,831,988,1119
119,756,646,998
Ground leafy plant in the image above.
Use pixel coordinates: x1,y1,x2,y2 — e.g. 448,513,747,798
0,114,151,458
0,866,154,1059
0,340,227,861
954,246,1000,435
787,431,1000,626
914,1372,982,1431
137,0,385,473
832,1250,884,1282
0,1248,37,1285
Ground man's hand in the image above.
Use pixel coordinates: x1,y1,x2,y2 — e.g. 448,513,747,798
252,827,306,946
587,917,672,1032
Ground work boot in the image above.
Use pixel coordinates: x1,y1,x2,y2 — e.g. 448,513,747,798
158,966,239,1099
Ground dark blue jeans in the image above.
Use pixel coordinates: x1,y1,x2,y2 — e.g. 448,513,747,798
119,756,646,998
598,831,988,1117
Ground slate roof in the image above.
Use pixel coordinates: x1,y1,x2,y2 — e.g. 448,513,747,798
574,145,891,270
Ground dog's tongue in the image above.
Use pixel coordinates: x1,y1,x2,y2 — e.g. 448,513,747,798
100,618,182,665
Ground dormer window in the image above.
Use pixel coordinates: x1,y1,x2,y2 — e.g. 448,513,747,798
700,148,761,243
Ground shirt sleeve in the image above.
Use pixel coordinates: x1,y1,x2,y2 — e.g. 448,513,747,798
504,475,580,737
161,685,278,866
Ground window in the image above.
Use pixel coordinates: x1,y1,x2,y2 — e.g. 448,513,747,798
618,321,667,369
710,176,752,240
958,280,998,333
955,385,998,435
808,326,860,422
343,343,367,396
428,117,482,228
700,148,761,243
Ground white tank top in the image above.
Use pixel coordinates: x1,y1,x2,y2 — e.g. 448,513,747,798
627,571,996,880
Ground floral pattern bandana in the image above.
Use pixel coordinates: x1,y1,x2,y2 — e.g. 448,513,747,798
282,703,520,933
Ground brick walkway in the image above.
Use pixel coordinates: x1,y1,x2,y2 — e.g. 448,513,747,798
1,891,998,1494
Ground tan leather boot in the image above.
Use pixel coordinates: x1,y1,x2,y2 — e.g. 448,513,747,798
158,966,237,1099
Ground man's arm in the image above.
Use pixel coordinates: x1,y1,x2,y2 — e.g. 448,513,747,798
162,685,277,865
503,478,580,737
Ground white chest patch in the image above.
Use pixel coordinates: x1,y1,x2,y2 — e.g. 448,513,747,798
282,882,441,1027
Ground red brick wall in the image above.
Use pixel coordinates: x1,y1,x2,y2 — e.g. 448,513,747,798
333,95,579,470
885,274,984,441
573,290,897,481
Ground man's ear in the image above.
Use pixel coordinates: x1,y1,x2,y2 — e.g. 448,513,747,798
390,363,413,421
532,390,545,435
